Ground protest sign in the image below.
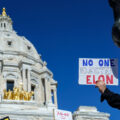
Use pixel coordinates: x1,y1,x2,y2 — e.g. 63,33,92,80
79,58,118,85
54,109,72,120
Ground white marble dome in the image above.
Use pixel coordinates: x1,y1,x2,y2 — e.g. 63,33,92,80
0,31,40,60
0,8,40,60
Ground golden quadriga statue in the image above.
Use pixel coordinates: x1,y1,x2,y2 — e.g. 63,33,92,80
3,86,34,101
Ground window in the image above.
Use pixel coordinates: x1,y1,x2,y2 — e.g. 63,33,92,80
7,41,12,46
7,81,14,91
51,90,54,104
31,85,35,100
27,46,31,50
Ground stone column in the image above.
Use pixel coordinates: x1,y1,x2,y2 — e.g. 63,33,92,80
0,74,5,98
22,69,27,91
27,69,31,92
45,78,48,104
44,78,50,105
48,80,52,104
53,89,58,108
37,78,44,105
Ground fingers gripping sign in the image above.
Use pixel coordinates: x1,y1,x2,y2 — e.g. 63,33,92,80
95,80,106,94
79,58,120,110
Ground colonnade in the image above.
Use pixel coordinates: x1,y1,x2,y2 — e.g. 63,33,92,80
22,69,57,107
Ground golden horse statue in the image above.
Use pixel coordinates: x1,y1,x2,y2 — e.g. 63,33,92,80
3,85,34,101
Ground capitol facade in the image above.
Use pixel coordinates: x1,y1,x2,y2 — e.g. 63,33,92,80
0,8,110,120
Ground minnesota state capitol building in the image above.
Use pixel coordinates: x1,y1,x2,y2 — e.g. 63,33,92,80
0,8,110,120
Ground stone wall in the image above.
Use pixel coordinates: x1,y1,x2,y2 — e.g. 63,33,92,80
73,106,110,120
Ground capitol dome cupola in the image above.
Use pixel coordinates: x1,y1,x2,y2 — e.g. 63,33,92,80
0,8,13,32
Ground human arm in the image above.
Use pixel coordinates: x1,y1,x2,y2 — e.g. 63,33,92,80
96,80,120,109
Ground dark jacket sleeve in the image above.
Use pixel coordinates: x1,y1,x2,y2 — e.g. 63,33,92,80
101,88,120,109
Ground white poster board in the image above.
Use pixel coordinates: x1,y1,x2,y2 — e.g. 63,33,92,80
79,58,118,85
54,109,72,120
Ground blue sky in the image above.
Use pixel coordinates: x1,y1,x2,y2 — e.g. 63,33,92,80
0,0,120,119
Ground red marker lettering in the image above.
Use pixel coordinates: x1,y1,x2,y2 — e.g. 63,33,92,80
86,75,92,84
106,75,113,84
98,75,105,82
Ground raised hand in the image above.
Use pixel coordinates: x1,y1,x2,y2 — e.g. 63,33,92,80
95,80,106,94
